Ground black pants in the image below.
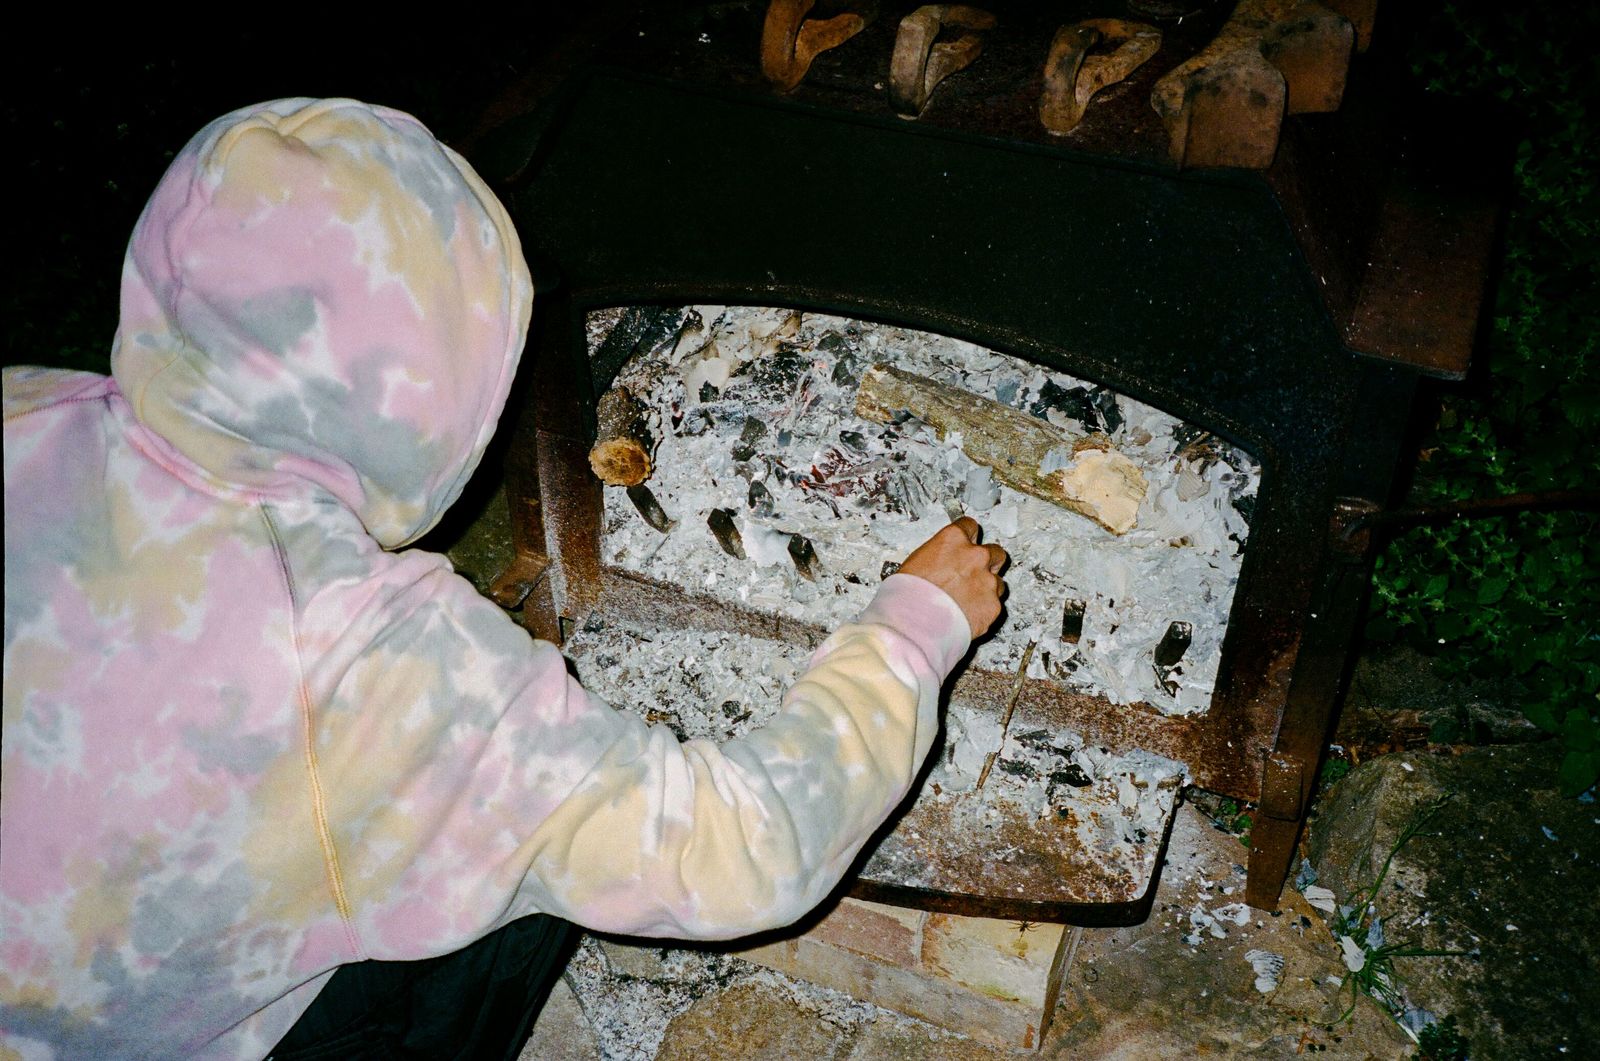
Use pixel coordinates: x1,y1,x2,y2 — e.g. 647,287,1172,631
271,915,577,1060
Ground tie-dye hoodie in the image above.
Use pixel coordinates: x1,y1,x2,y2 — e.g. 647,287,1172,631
1,99,969,1058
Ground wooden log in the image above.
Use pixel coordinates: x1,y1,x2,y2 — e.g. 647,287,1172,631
854,364,1146,534
588,386,654,486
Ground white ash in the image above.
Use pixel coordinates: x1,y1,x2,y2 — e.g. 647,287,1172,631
565,618,1187,894
563,617,789,743
1185,900,1254,945
1244,949,1286,994
595,305,1258,716
560,936,735,1061
1302,885,1338,914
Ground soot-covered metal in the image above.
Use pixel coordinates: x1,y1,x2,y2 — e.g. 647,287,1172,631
479,2,1501,918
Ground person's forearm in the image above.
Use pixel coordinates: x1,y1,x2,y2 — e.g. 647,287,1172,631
518,574,968,938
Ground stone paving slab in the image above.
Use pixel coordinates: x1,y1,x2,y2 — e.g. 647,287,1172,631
523,802,1417,1058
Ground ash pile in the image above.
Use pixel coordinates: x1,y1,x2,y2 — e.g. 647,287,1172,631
566,616,1187,896
592,305,1258,716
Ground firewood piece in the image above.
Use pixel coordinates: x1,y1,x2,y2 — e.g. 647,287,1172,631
889,5,996,119
589,386,654,486
1150,0,1354,169
1039,19,1162,136
761,0,874,94
854,364,1147,534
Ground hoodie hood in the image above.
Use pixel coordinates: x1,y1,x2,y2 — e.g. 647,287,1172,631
111,98,531,547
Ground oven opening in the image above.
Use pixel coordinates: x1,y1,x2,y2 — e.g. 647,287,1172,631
560,303,1261,912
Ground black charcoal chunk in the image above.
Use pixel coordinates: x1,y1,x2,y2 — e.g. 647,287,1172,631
739,345,809,401
1030,381,1123,435
1050,764,1094,788
747,479,775,517
708,508,745,559
731,417,767,461
1061,598,1087,644
1154,621,1193,669
1232,494,1256,526
787,533,819,581
1153,620,1194,696
626,484,675,533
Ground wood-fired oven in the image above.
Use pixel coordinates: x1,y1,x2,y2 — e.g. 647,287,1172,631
466,1,1502,924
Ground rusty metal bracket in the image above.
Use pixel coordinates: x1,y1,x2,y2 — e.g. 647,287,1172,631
486,549,552,611
1258,752,1307,821
888,4,996,119
1039,19,1162,136
1151,0,1354,168
761,0,875,93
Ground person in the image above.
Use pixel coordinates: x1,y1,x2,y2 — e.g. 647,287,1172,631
1,98,1007,1059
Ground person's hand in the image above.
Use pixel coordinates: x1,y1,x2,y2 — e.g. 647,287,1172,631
896,517,1008,639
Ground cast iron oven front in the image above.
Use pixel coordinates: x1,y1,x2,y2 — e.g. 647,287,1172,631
486,13,1493,922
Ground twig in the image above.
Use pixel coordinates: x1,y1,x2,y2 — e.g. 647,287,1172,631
976,641,1037,790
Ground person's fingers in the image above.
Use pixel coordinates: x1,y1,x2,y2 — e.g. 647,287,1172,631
950,516,981,543
983,543,1008,574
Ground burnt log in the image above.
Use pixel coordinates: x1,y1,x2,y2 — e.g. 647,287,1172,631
854,364,1146,534
588,386,654,486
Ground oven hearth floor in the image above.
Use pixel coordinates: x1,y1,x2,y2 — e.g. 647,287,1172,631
564,611,1185,918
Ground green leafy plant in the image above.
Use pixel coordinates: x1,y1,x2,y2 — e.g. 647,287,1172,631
1368,4,1600,797
1328,796,1468,1028
1319,755,1352,791
1212,798,1253,848
1415,1014,1469,1061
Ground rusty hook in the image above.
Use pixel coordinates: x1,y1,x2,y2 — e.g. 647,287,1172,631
1039,19,1162,135
761,0,875,93
888,5,997,119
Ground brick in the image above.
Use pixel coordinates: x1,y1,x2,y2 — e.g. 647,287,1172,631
921,912,1067,1005
736,898,1072,1050
808,897,925,967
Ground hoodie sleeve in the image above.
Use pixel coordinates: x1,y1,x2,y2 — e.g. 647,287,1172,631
295,530,968,956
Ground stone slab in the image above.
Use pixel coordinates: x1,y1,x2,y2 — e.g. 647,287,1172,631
737,896,1069,1050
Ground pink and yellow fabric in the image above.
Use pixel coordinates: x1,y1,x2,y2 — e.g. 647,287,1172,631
1,99,969,1057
